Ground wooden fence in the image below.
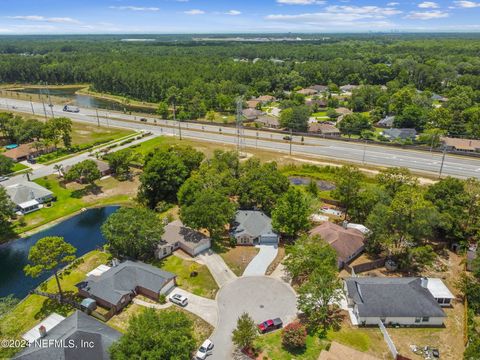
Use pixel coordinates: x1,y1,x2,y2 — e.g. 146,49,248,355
344,257,386,274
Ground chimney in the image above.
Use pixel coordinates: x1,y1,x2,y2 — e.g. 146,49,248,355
420,277,428,288
342,220,349,229
112,258,120,267
38,325,47,338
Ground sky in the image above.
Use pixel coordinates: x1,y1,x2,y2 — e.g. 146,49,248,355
0,0,479,34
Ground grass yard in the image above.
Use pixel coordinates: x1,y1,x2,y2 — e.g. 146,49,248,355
0,250,109,359
254,330,328,360
212,238,260,276
152,255,218,299
71,122,135,147
326,325,388,358
11,162,29,172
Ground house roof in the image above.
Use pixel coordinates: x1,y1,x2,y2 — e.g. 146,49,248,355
335,107,353,115
383,128,417,140
76,260,175,306
426,278,455,299
297,88,318,96
3,143,35,160
94,159,110,173
257,95,275,102
5,182,53,206
306,98,327,107
309,222,364,264
246,99,261,108
442,137,480,152
255,116,280,127
309,85,328,93
377,116,395,128
340,84,359,92
242,108,263,119
162,220,210,249
345,277,446,318
15,311,121,360
309,123,340,134
232,210,277,239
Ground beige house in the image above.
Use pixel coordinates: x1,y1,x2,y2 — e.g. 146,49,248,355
255,115,281,129
231,210,279,245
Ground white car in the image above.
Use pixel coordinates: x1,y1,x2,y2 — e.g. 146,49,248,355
169,293,188,307
195,339,214,359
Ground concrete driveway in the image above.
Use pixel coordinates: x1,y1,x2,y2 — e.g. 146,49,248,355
243,244,278,276
168,287,218,327
197,250,237,287
210,276,297,360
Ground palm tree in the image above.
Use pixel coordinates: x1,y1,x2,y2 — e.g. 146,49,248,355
53,164,64,177
25,168,33,182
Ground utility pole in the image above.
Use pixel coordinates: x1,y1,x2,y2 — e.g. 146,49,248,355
235,97,245,155
439,146,447,178
362,139,367,164
173,100,181,140
39,87,48,122
45,82,54,118
96,109,100,127
289,128,293,156
30,101,35,115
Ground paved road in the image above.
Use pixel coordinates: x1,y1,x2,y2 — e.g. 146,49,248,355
1,97,480,179
197,250,237,287
243,244,278,276
210,276,297,360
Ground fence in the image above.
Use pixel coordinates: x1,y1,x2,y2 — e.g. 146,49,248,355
378,320,398,359
344,257,386,274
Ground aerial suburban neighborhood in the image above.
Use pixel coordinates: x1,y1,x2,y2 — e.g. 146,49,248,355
0,2,480,360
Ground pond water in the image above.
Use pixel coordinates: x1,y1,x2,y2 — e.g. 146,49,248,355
14,87,156,114
0,206,119,299
288,176,336,191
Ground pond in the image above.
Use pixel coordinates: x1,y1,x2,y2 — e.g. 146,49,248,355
288,176,336,191
0,206,119,299
13,87,156,114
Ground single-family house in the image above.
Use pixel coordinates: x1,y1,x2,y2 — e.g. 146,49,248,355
432,93,448,102
246,99,261,109
377,115,395,128
156,220,211,259
334,107,353,121
340,84,359,93
4,182,54,214
382,128,417,141
242,108,264,121
308,123,341,136
231,210,279,245
257,95,276,103
255,116,281,129
64,159,111,178
308,85,329,93
442,137,480,153
344,277,453,326
15,310,121,360
305,98,327,108
297,88,318,96
309,222,365,268
76,260,176,313
3,143,37,162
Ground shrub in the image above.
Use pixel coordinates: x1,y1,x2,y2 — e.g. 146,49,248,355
158,293,167,304
281,322,307,349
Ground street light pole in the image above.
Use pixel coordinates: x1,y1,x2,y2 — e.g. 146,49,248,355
362,139,367,164
439,146,447,178
289,128,293,156
173,100,181,140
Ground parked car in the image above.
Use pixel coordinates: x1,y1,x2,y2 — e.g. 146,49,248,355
195,339,214,359
169,293,188,307
0,176,9,182
140,118,148,122
257,318,283,334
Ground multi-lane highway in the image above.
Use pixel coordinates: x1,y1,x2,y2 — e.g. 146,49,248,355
1,97,479,180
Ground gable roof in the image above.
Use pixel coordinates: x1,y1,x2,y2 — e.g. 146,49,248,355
257,95,275,102
309,85,328,93
345,277,446,318
232,210,277,239
442,137,480,152
3,143,35,161
76,260,175,306
242,108,264,119
297,88,318,96
309,222,364,264
15,311,121,360
309,123,340,134
255,116,280,127
383,128,417,140
377,115,395,128
162,220,210,248
5,182,53,206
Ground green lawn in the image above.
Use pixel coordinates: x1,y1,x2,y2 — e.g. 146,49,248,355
0,250,109,359
11,162,28,172
151,255,218,299
71,122,135,146
254,331,328,360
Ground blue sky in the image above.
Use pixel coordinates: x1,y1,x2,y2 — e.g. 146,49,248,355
1,0,479,34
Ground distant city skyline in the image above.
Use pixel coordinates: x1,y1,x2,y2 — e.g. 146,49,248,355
1,0,480,34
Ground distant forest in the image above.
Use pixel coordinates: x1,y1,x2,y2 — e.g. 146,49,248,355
0,34,479,117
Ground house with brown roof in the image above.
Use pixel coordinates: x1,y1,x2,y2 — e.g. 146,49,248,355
64,159,111,179
246,99,261,109
242,108,264,121
308,123,340,136
297,88,318,96
309,85,329,93
306,98,327,108
309,222,365,268
335,107,353,121
3,143,38,162
442,137,480,152
255,115,281,129
257,95,276,103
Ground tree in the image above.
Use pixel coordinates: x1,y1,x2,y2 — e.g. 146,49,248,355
272,187,310,237
375,167,418,197
53,164,64,177
349,186,390,224
44,117,72,148
156,101,169,119
0,155,14,176
64,159,101,185
101,207,164,259
232,312,258,351
279,106,310,132
338,113,371,137
332,165,363,220
180,189,236,240
395,104,428,130
281,322,307,349
0,187,15,237
106,150,133,180
24,237,76,300
0,295,19,319
110,308,195,360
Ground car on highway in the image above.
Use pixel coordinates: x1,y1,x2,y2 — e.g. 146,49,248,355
0,176,9,182
169,293,188,307
195,339,214,359
283,135,292,141
258,318,283,334
140,118,148,122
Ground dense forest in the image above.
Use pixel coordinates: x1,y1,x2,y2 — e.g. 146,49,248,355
0,34,479,136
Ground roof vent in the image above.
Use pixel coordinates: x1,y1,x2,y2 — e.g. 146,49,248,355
421,277,428,288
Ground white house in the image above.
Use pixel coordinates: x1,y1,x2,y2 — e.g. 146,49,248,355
4,182,54,214
345,277,451,327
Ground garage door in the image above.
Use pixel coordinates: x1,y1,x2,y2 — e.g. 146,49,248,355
160,279,176,294
193,241,211,256
259,235,278,244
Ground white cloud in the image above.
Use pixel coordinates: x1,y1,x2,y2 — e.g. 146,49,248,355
276,0,325,4
418,2,439,8
387,2,400,5
454,0,480,7
8,15,81,24
109,6,160,11
406,10,449,19
225,10,242,16
325,5,402,17
184,9,205,15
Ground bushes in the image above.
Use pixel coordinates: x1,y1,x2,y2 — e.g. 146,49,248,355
281,322,307,349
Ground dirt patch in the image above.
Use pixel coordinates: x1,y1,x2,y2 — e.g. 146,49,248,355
217,244,260,276
265,245,286,276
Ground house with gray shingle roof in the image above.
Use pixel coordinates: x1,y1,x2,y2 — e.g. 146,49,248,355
4,181,54,214
382,128,417,141
76,260,176,313
15,310,120,360
231,210,279,245
377,115,395,128
345,277,450,326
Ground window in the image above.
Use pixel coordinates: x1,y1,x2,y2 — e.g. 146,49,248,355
415,317,421,323
422,317,429,322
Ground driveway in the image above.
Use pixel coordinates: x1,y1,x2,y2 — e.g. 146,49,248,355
210,276,297,360
197,250,237,287
243,244,278,276
169,287,218,327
